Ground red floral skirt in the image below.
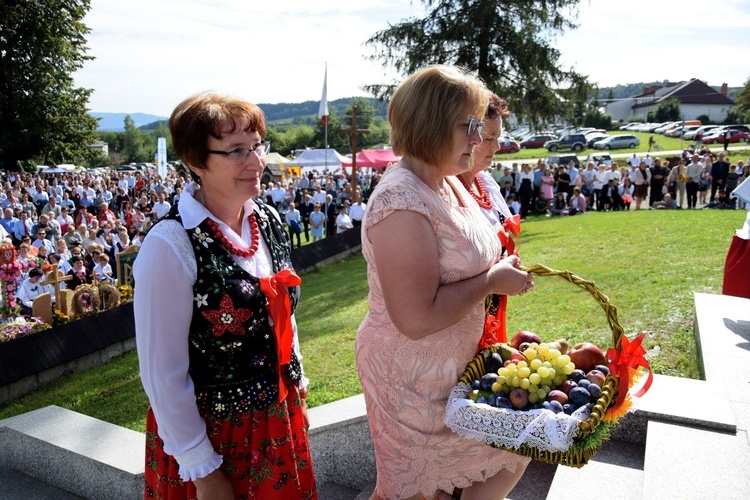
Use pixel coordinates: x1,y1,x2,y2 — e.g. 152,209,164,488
144,387,317,499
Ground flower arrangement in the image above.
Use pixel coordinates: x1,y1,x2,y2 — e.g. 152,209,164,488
0,317,50,344
0,260,24,317
70,284,101,321
52,309,70,328
118,285,133,302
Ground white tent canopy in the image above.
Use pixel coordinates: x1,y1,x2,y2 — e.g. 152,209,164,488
286,148,348,172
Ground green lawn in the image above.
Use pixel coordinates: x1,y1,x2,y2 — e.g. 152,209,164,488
0,208,745,432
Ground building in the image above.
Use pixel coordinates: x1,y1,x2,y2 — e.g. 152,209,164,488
88,140,109,156
606,79,736,122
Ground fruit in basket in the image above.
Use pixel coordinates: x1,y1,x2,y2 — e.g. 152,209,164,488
480,373,499,392
510,331,542,349
548,400,564,414
494,395,512,409
547,390,568,405
586,369,606,387
486,352,504,374
587,383,602,400
593,364,610,376
509,388,529,410
518,342,531,352
569,369,586,383
568,387,592,407
559,380,577,395
498,344,518,362
568,342,606,372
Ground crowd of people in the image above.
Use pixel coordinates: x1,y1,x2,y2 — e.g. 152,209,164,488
0,168,169,311
487,149,749,217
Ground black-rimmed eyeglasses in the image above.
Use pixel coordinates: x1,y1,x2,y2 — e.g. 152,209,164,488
207,142,270,165
462,118,485,137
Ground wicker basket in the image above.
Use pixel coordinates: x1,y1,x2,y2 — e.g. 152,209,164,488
447,263,625,468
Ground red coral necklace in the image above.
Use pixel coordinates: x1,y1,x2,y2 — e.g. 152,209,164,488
205,215,260,258
458,174,493,210
199,189,260,258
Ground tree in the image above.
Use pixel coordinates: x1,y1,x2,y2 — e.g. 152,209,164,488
122,116,150,163
311,109,348,152
653,98,681,122
364,0,592,127
0,0,98,171
735,76,750,111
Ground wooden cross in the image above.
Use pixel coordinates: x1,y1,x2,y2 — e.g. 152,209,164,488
41,264,72,312
340,106,370,203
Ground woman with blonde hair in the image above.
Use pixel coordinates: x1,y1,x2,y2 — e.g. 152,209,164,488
356,66,532,500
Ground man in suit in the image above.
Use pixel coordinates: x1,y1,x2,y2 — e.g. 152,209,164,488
710,152,730,203
324,194,337,238
298,193,315,243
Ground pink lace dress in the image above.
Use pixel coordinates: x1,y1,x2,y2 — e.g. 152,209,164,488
356,166,529,499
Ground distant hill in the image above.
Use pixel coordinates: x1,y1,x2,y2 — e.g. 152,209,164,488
91,96,388,132
92,112,168,131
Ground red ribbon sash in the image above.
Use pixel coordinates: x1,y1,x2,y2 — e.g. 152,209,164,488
260,269,302,402
606,332,653,410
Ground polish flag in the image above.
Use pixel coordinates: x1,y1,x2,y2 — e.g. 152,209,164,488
318,66,328,126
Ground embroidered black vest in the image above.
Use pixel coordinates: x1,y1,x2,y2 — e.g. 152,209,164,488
159,200,302,418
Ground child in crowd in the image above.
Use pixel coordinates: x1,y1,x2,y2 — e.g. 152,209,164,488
93,253,115,283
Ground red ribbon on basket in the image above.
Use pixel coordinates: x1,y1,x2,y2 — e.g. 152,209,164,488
260,269,302,402
497,214,521,256
606,332,653,411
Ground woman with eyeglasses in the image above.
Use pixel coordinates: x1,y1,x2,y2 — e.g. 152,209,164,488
134,92,316,500
355,66,531,500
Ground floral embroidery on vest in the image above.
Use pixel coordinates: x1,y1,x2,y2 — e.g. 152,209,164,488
158,201,301,418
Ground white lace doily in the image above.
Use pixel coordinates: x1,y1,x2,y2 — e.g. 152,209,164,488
445,382,591,452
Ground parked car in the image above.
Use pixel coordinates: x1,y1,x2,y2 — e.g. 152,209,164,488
703,129,749,144
545,155,580,169
585,132,609,148
684,125,719,140
584,153,613,167
544,133,587,152
519,134,556,149
593,134,640,150
725,124,750,134
497,139,520,154
665,126,685,138
620,122,641,130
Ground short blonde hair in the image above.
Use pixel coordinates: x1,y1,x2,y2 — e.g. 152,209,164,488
389,65,488,166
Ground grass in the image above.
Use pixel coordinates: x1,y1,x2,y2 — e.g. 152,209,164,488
496,131,750,162
0,208,745,431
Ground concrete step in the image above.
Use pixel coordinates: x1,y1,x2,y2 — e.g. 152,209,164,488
0,467,83,500
353,481,376,500
507,458,557,500
318,480,360,500
0,405,144,500
545,439,645,500
642,420,750,499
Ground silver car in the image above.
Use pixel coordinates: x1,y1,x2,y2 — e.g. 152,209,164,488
593,134,640,150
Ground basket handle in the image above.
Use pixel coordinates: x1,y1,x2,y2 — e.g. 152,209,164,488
520,264,624,351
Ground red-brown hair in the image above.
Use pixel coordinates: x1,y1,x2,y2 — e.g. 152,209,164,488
169,92,266,173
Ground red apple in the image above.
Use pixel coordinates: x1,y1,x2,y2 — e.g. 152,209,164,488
510,330,542,349
559,380,578,395
509,388,529,410
546,390,569,405
568,342,606,373
586,369,606,387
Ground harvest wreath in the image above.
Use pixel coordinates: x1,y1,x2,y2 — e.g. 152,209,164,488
445,264,652,468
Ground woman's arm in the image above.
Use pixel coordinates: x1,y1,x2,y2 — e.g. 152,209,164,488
134,233,223,482
368,210,528,340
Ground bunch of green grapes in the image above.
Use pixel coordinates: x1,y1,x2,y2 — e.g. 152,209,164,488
491,343,576,404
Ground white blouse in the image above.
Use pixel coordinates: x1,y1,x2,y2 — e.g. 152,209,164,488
134,183,307,482
477,171,512,230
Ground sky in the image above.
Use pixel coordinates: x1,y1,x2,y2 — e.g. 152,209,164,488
72,0,750,116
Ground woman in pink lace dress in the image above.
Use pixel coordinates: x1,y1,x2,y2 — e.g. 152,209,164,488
356,65,533,500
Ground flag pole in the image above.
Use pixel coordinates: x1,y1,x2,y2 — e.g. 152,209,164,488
319,64,329,172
